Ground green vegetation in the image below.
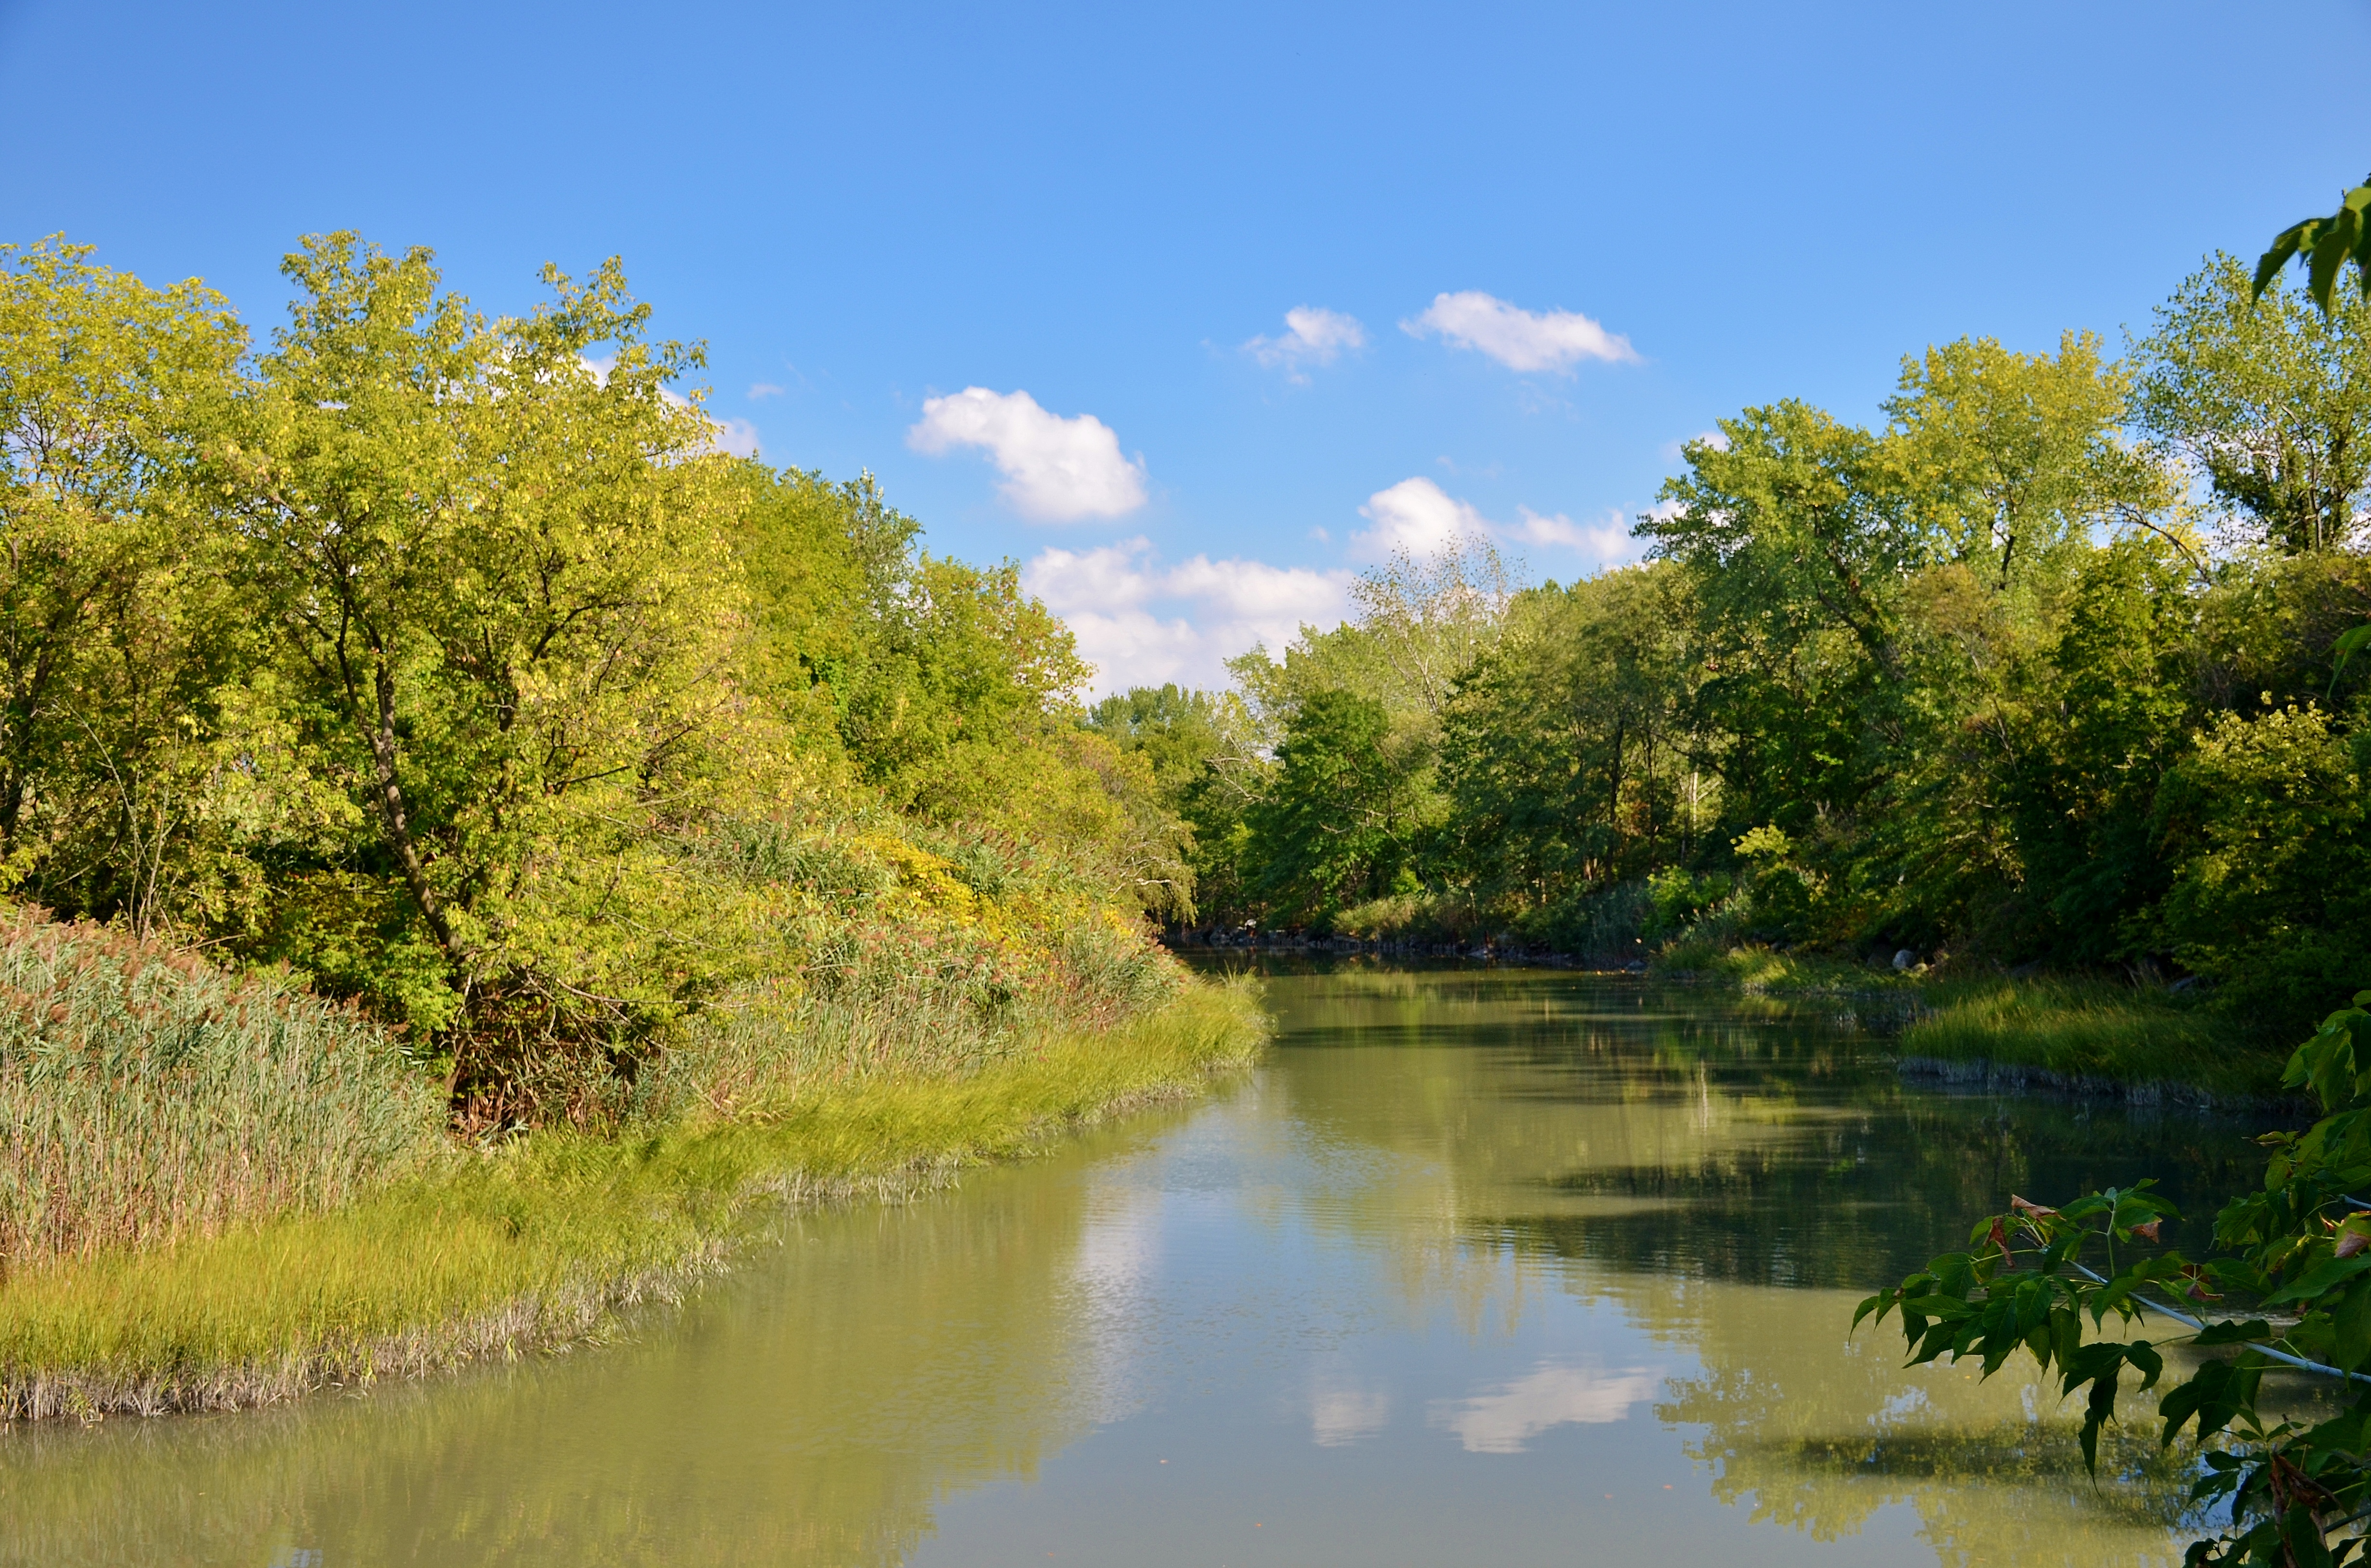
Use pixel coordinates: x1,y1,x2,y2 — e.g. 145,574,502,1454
0,980,1263,1419
0,232,1261,1409
1093,249,2371,1095
1847,176,2371,1568
0,907,444,1267
1896,979,2264,1099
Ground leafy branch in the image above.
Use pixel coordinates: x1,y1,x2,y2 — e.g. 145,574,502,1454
1859,996,2371,1566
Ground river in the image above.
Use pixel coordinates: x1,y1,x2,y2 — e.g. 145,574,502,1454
0,963,2287,1566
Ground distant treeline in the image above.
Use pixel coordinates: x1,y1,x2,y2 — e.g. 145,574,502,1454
0,234,1188,1125
1090,257,2371,1042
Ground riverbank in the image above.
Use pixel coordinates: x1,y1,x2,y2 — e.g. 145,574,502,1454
1652,945,2291,1106
0,980,1267,1422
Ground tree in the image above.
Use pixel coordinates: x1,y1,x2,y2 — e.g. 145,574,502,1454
0,239,251,930
1642,401,1921,848
1887,331,2173,588
1441,563,1697,903
1245,689,1411,923
2133,258,2371,554
211,234,757,1078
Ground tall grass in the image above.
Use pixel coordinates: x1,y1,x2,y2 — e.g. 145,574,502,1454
0,804,1256,1419
0,908,444,1268
1898,977,2276,1100
0,980,1268,1419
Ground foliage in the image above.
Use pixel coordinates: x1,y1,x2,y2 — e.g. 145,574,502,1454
2258,174,2371,314
1859,997,2371,1565
1245,688,1420,924
0,231,1196,1132
1441,562,1699,901
2134,258,2371,554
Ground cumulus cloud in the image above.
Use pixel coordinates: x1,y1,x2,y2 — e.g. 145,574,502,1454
1403,290,1638,374
1506,506,1639,562
1244,306,1368,381
907,387,1147,522
708,416,762,458
1356,477,1491,558
1355,477,1644,567
1024,537,1352,695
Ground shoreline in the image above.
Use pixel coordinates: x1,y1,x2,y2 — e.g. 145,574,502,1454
1176,934,2299,1110
0,981,1269,1424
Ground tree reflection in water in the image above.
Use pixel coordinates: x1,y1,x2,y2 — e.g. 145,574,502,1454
1255,961,2292,1565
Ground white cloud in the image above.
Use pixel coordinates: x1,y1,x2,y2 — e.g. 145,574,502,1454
709,417,762,458
1356,477,1491,558
1403,290,1638,374
748,381,786,399
1507,505,1639,562
1024,537,1352,695
1430,1362,1661,1454
1354,477,1645,568
1244,306,1368,381
907,387,1147,522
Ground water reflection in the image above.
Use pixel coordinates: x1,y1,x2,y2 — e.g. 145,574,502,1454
0,965,2279,1566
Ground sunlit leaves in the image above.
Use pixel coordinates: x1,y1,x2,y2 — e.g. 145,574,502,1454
2257,179,2371,314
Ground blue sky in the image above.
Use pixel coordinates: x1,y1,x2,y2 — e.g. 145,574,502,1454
4,1,2366,692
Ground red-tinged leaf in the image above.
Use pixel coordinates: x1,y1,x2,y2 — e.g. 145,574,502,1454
2134,1218,2163,1243
2011,1194,2057,1219
1989,1217,2016,1270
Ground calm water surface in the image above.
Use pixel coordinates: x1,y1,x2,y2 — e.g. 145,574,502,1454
0,965,2282,1566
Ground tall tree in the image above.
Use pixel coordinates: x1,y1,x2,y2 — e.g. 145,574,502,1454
2132,257,2371,554
0,239,250,927
212,234,755,1052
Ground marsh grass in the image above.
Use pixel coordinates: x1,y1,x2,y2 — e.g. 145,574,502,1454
1654,941,2281,1100
0,908,443,1267
1898,978,2277,1101
0,979,1268,1419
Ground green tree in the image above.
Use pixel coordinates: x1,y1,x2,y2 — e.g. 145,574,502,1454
1084,684,1267,923
1245,689,1413,923
2133,257,2371,554
1642,401,1920,849
0,238,252,931
1440,562,1697,905
1888,331,2174,589
211,234,758,1080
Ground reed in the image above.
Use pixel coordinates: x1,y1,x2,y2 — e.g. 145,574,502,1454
1898,977,2275,1100
0,907,444,1268
0,978,1267,1419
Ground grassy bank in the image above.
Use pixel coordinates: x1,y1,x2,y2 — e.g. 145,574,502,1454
1655,942,2284,1102
0,979,1265,1420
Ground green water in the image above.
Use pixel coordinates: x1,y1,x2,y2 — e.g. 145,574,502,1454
0,966,2283,1566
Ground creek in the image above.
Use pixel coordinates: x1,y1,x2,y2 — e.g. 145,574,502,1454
0,963,2285,1566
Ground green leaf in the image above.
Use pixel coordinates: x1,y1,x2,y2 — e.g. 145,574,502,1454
2263,1252,2371,1309
2190,1318,2274,1346
2080,1358,2121,1477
